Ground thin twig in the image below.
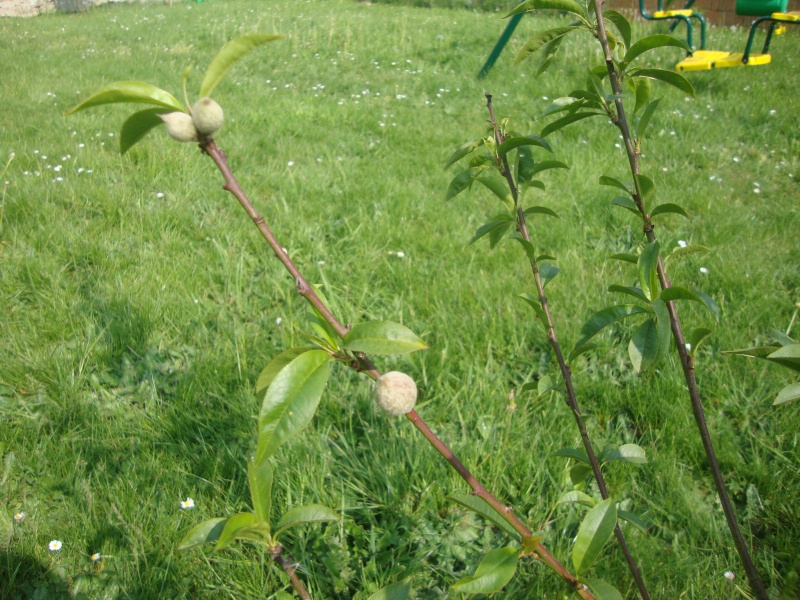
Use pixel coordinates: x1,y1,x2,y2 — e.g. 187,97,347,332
270,544,312,600
200,138,596,600
589,5,767,598
486,93,651,600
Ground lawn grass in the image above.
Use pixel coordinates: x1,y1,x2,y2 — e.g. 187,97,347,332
1,0,799,598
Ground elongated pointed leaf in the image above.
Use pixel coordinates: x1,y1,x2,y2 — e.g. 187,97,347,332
119,108,170,154
553,447,590,464
519,293,548,325
448,494,520,540
687,327,712,354
651,298,672,363
541,111,602,137
523,205,559,219
446,168,478,202
608,285,648,303
257,350,332,464
636,97,662,140
497,134,552,158
66,81,184,115
451,547,519,593
539,262,560,288
572,304,651,357
611,195,640,216
690,288,720,322
531,160,570,176
477,174,514,209
470,220,513,247
723,345,780,360
177,517,228,551
516,144,536,187
602,443,647,464
200,34,284,98
510,233,538,263
256,347,316,395
650,203,689,219
631,68,695,98
604,10,632,49
368,579,411,600
542,96,583,117
248,457,273,522
618,509,649,533
215,512,258,551
620,34,690,70
572,498,617,574
774,382,800,405
558,490,597,507
610,252,638,264
516,26,585,64
507,0,587,19
343,321,427,355
629,318,660,373
444,138,486,170
637,241,660,301
274,504,339,537
599,175,631,195
660,286,718,321
767,344,800,373
630,76,651,115
583,578,624,600
771,329,796,347
635,174,656,206
570,463,593,485
537,34,565,75
664,243,709,268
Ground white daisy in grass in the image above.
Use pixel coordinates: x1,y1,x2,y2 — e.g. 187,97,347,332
14,512,25,522
180,497,195,510
48,540,63,552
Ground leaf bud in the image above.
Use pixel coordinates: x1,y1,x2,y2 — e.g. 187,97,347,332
374,371,417,416
159,112,198,143
192,97,224,136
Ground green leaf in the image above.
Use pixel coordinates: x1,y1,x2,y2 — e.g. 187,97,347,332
617,509,649,533
367,579,411,600
523,205,560,219
570,463,593,485
515,26,585,64
200,34,284,98
274,504,339,537
620,34,690,70
553,447,590,464
531,160,570,176
66,81,184,115
215,512,258,551
444,138,486,170
446,168,479,202
571,304,651,358
256,347,316,395
519,293,548,325
650,203,689,219
451,547,519,593
558,490,597,507
635,174,656,206
687,327,712,354
448,494,521,540
767,344,800,373
542,96,583,117
664,244,709,269
770,328,796,347
629,318,660,373
248,457,273,522
774,382,800,405
608,285,648,303
636,97,662,140
630,76,651,115
637,241,660,301
539,262,560,288
257,350,332,464
177,517,228,551
604,10,632,49
307,284,341,349
470,219,514,247
119,108,170,154
516,145,536,187
610,253,638,264
497,134,552,158
583,578,624,600
630,68,695,98
660,287,719,321
541,112,602,137
652,299,672,363
572,498,617,574
599,175,631,195
723,345,781,360
507,0,588,19
343,321,427,355
602,443,647,464
537,34,566,75
611,195,640,216
477,174,514,210
536,373,565,397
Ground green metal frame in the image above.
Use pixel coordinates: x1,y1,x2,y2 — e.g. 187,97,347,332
741,13,800,62
478,13,524,79
639,0,707,50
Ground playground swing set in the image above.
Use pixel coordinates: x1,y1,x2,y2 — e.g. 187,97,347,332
477,0,799,77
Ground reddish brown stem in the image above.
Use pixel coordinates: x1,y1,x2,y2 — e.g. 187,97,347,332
486,94,651,600
270,544,312,600
589,4,768,598
200,138,595,600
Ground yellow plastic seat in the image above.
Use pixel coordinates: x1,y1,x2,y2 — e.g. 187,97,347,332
712,52,772,67
771,11,800,21
654,9,694,17
676,50,731,71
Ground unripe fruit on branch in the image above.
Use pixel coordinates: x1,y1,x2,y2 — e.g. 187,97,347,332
192,97,224,136
159,112,198,142
374,371,417,416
